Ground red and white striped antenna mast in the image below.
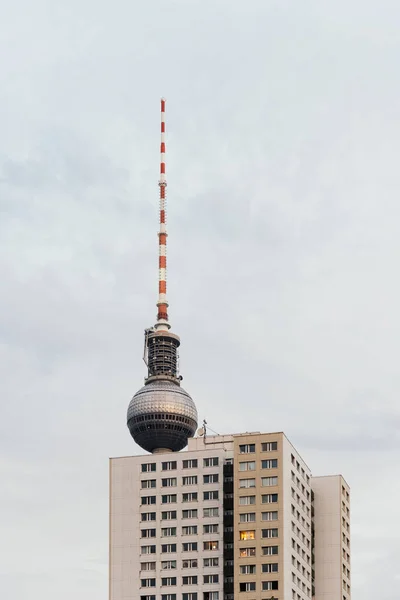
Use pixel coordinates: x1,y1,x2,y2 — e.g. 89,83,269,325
155,97,170,331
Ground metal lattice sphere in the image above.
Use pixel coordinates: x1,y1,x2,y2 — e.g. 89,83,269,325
127,379,198,453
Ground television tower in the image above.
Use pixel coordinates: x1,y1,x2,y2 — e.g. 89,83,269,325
127,99,198,454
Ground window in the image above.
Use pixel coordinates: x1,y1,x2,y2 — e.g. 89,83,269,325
182,576,198,585
203,574,219,584
203,541,219,550
141,579,156,588
161,527,177,537
142,480,156,489
239,478,256,488
141,596,155,600
182,526,197,535
262,563,278,572
141,562,156,571
161,560,177,570
182,542,198,552
262,545,278,555
161,595,176,600
141,529,156,538
239,495,255,505
141,496,156,505
240,565,256,574
262,476,278,486
239,547,255,557
183,459,198,469
141,545,156,554
162,511,177,520
261,459,278,469
161,544,177,553
239,530,255,541
183,476,198,486
183,595,198,600
203,593,218,600
203,474,219,484
239,582,256,592
203,507,219,517
261,441,278,452
262,493,278,503
262,511,278,521
183,509,198,519
239,444,255,454
203,491,219,500
142,463,156,472
162,494,177,504
141,512,156,521
162,461,177,471
162,478,177,487
203,457,219,467
203,557,219,567
183,492,198,502
239,461,256,471
161,577,177,586
182,558,198,568
240,513,256,523
262,581,278,591
203,524,219,533
262,528,278,538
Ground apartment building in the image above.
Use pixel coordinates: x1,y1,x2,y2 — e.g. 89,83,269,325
109,432,350,600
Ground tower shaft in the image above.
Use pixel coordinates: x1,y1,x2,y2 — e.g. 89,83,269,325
156,98,170,331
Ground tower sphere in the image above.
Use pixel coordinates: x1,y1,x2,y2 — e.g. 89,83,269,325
127,379,198,453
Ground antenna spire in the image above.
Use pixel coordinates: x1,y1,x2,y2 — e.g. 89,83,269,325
156,97,170,331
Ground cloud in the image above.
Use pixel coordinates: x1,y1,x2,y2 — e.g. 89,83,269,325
1,1,400,598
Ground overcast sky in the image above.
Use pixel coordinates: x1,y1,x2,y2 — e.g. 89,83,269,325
1,0,400,598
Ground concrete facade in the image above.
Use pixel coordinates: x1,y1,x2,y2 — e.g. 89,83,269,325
109,433,350,600
312,476,351,600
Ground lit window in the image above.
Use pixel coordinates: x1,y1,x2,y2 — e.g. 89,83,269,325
239,547,255,557
239,530,255,541
203,540,219,550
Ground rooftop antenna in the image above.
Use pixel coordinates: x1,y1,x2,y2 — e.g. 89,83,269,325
155,97,170,332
